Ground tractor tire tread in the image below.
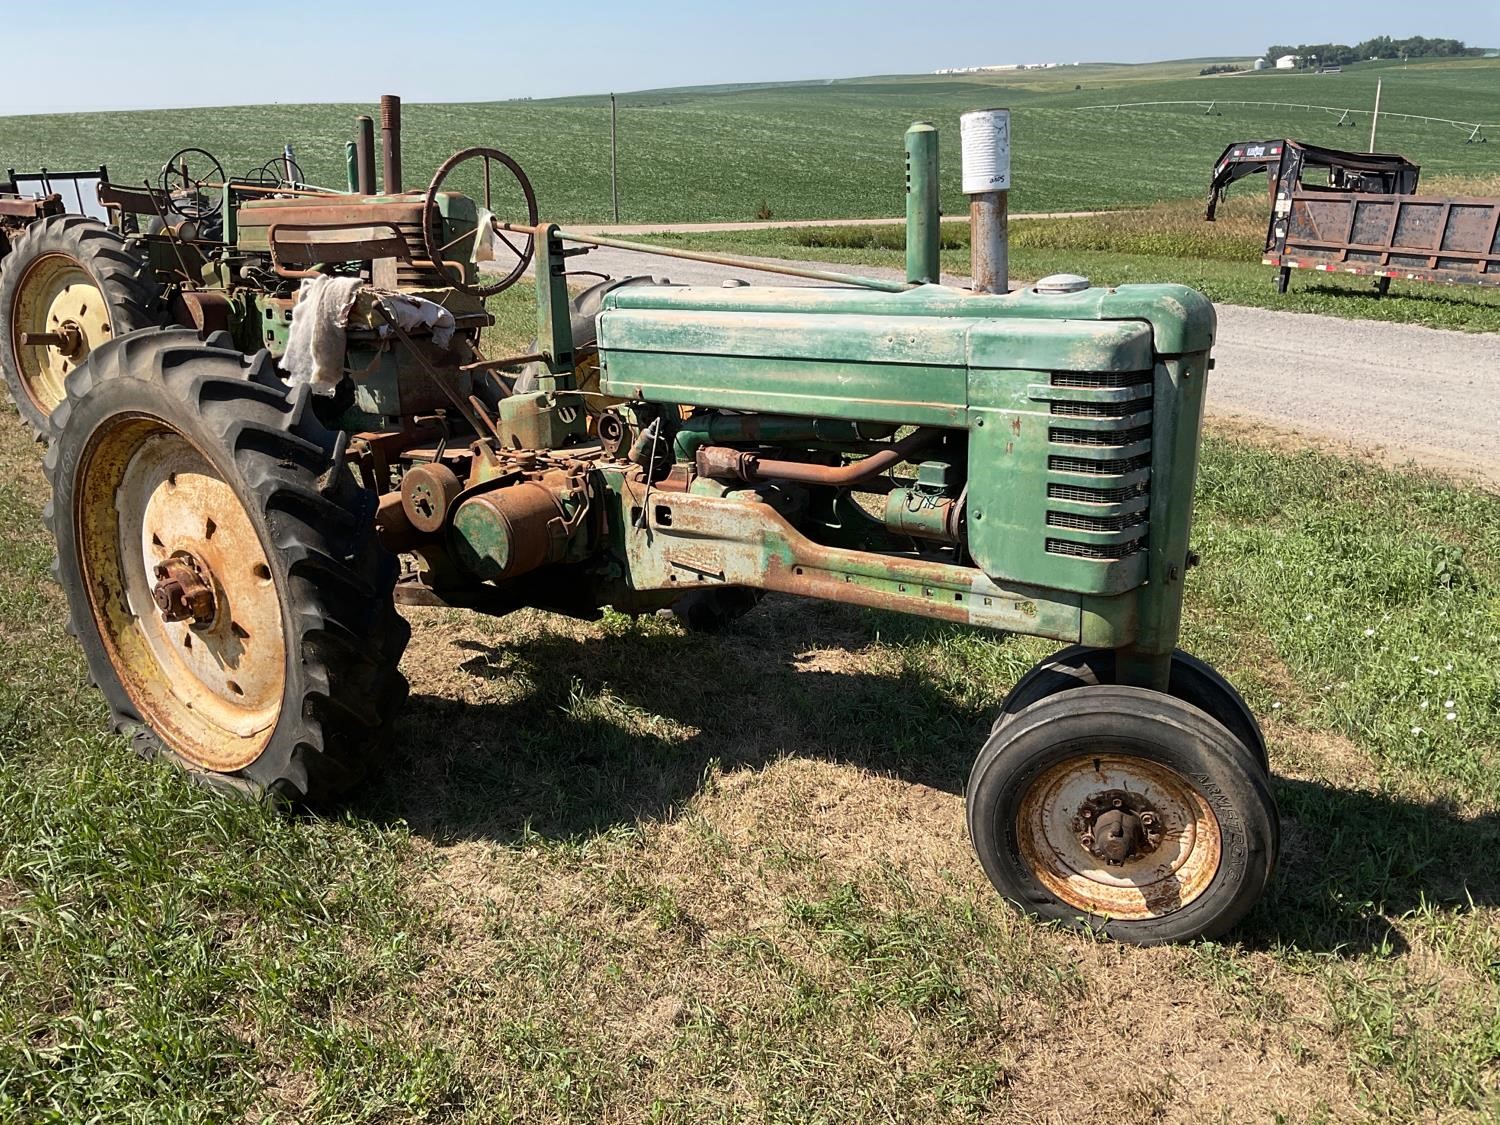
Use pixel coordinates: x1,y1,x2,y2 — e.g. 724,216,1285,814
44,329,407,804
1,214,166,439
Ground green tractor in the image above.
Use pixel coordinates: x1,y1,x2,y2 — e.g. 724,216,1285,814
40,101,1277,945
0,147,329,436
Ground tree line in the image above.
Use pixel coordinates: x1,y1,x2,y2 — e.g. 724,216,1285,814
1264,36,1478,67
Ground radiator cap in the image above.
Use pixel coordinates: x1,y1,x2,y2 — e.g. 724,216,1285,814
1035,273,1091,294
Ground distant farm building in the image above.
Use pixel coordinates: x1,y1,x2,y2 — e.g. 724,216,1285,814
933,62,1073,75
1275,54,1300,69
1252,57,1267,70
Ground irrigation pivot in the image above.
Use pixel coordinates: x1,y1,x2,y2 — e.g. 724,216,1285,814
1077,100,1491,143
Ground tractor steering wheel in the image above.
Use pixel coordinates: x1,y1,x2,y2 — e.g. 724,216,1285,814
422,146,539,297
159,147,226,218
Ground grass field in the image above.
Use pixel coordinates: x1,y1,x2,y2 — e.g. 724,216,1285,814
638,188,1500,332
2,287,1498,1121
1,57,1497,223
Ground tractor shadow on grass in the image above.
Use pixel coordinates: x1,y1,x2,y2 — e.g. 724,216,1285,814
352,598,1500,958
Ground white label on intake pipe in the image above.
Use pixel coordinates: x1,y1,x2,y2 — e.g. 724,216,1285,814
960,108,1012,194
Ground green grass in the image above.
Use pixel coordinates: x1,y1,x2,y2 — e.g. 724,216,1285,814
2,316,1500,1117
638,194,1500,331
1,57,1498,223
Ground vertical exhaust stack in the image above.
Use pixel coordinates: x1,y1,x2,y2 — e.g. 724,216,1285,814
380,94,402,194
354,114,377,195
961,108,1011,294
904,122,941,285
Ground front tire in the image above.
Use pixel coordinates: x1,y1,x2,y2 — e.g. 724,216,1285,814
967,685,1278,945
995,645,1269,772
45,330,408,802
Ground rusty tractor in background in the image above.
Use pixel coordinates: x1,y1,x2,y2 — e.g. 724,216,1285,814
39,97,1278,947
1206,138,1500,295
0,146,325,436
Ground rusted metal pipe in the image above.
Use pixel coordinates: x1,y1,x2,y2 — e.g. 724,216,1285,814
961,108,1011,295
969,192,1008,295
354,114,376,195
380,95,402,194
696,428,944,486
550,228,913,293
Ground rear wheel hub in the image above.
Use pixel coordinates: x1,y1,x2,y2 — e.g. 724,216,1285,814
151,553,218,626
12,253,110,412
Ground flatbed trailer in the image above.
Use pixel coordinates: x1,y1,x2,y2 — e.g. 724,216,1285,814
1265,190,1500,293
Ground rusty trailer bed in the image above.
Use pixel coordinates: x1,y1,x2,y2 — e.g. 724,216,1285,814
1267,190,1500,289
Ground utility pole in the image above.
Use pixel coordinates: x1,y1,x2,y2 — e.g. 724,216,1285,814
610,93,620,223
1368,78,1383,152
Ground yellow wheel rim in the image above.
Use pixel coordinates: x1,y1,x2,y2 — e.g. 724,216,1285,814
10,253,112,414
1016,754,1222,919
78,417,287,772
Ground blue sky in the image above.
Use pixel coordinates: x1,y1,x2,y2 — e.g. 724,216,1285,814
5,0,1496,112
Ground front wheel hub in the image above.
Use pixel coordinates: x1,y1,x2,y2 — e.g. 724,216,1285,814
1077,789,1163,865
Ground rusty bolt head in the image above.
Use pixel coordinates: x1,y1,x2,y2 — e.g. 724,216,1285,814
1080,833,1094,847
1111,797,1124,808
1140,812,1157,827
1080,808,1094,820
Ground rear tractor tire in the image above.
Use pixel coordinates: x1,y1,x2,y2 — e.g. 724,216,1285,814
45,330,409,802
1,215,166,439
967,685,1279,945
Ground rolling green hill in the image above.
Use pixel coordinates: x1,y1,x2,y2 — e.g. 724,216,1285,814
1,57,1496,223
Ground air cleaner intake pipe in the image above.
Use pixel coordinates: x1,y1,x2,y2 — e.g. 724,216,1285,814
961,107,1011,294
354,114,376,194
904,122,941,284
380,94,402,193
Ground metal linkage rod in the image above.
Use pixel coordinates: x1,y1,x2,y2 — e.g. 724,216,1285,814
550,229,914,293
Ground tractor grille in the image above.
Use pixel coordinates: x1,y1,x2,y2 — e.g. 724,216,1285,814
1049,424,1152,447
1047,509,1148,533
1047,481,1148,504
1051,397,1153,418
1045,537,1147,560
1040,369,1155,564
1051,370,1149,389
1048,453,1151,475
388,219,454,287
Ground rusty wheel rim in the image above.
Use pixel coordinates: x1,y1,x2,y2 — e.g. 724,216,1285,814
1017,754,1221,920
11,253,110,415
77,417,287,772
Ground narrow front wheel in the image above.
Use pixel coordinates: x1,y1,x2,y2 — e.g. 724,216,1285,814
966,685,1278,945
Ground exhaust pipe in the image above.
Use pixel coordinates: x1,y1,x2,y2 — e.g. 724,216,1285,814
380,94,402,194
961,108,1011,294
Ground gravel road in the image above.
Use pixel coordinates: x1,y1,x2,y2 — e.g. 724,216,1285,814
544,246,1500,487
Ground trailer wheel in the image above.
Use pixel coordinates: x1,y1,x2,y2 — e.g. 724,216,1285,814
967,685,1278,945
1,215,165,439
994,645,1268,772
45,330,408,803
